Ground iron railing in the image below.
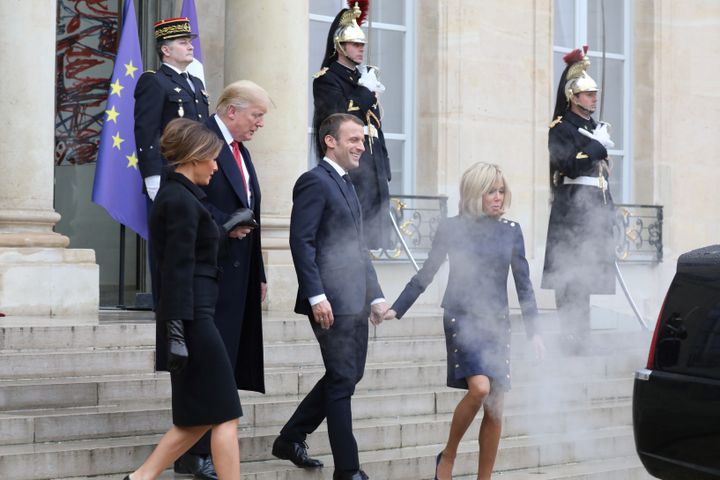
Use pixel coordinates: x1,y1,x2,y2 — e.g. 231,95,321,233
614,204,663,263
376,197,663,268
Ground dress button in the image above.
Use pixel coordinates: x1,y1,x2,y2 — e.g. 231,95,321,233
454,349,458,353
195,99,199,103
233,261,240,267
506,374,511,378
455,364,459,368
506,359,510,364
451,318,456,323
452,333,457,338
198,114,203,118
506,344,510,349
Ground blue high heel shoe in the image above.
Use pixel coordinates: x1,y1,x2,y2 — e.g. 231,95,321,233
434,450,443,480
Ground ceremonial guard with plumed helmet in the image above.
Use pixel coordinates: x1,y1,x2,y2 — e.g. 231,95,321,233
541,46,617,355
312,1,392,249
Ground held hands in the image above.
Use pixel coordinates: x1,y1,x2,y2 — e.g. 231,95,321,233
166,320,188,373
369,302,389,326
312,299,334,330
578,121,615,149
383,309,397,321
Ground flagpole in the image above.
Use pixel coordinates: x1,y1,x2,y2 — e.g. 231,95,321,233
118,224,126,308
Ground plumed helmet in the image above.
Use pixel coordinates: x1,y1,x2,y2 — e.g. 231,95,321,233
320,1,369,69
552,45,599,119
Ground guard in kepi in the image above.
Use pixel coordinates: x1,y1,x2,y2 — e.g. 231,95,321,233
313,0,392,249
134,17,215,480
134,17,210,202
541,45,617,355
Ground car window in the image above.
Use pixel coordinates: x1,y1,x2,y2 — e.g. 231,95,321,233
655,274,720,380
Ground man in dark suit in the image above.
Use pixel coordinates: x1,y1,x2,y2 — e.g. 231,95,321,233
134,17,210,201
272,113,388,480
312,4,392,249
175,80,271,479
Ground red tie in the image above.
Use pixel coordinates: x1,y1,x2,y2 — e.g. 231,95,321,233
230,140,250,201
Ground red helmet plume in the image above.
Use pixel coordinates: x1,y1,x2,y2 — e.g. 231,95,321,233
348,0,370,26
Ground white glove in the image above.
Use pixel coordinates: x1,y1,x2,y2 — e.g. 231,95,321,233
358,65,386,94
144,175,161,201
578,121,615,149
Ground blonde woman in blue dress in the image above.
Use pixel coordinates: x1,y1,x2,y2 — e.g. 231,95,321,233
385,162,545,479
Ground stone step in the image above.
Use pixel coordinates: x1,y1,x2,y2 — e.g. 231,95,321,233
0,373,170,411
0,323,155,352
0,374,634,446
0,347,156,379
456,455,652,479
1,424,638,480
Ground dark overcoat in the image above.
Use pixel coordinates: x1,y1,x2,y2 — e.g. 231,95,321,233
134,64,210,180
149,172,220,370
200,115,266,394
313,61,391,249
541,110,616,294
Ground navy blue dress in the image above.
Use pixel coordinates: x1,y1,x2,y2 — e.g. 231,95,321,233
391,215,539,390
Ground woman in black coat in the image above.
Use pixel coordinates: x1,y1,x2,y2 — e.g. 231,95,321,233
385,163,545,480
124,119,241,480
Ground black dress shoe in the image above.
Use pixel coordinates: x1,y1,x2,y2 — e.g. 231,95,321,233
271,436,324,468
174,452,218,480
333,469,369,480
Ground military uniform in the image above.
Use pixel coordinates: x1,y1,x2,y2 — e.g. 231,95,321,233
134,63,210,180
313,62,391,250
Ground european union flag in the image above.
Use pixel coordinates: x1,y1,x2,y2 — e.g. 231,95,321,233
92,0,147,239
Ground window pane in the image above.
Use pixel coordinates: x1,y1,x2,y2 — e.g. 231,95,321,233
608,154,624,202
554,0,575,47
590,57,624,149
587,0,624,54
310,0,344,17
386,138,406,195
371,0,405,25
368,28,404,133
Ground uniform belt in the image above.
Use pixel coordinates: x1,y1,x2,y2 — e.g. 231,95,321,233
563,176,606,188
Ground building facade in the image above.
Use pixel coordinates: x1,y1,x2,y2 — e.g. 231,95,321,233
2,0,719,321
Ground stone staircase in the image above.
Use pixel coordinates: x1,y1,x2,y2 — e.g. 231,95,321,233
0,309,653,480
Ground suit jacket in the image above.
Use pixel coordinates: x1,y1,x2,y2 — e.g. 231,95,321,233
134,64,210,179
199,114,266,393
392,215,538,338
291,160,383,316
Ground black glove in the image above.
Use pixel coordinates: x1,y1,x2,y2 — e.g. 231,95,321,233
166,320,188,374
222,208,258,233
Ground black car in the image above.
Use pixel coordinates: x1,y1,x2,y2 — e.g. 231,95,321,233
633,245,720,479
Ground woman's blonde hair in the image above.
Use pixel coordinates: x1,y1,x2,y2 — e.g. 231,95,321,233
458,162,511,218
160,118,223,167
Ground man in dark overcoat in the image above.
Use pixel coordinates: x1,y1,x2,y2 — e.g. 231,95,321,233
271,113,388,480
312,3,391,249
174,80,270,479
541,46,617,355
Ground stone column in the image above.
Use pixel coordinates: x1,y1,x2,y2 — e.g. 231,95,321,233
224,1,309,311
0,0,98,317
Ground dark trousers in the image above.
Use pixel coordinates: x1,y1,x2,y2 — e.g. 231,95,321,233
555,284,591,338
280,310,370,472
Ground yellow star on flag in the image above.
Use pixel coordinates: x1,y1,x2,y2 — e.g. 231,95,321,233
110,78,124,97
126,151,139,169
105,105,120,123
112,132,125,150
124,60,138,78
